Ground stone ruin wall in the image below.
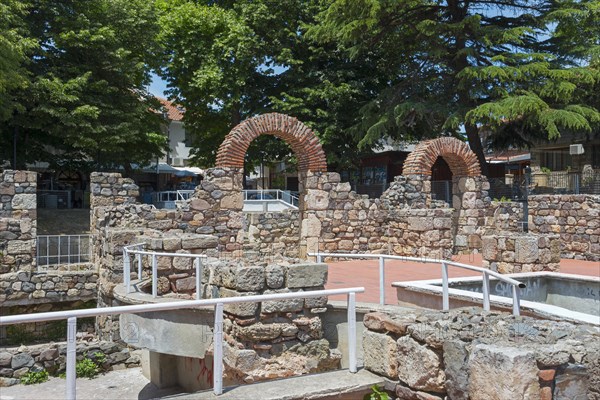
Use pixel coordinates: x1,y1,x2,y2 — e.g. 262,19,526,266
0,170,37,274
484,195,600,261
1,170,99,309
529,194,600,261
362,308,600,400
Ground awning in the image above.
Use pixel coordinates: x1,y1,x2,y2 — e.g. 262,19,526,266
142,162,182,174
173,166,204,176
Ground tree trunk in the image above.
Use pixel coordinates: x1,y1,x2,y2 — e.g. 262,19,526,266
465,123,489,177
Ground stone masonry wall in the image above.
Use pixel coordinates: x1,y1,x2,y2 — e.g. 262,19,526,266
481,233,561,273
529,194,600,261
244,211,301,259
200,259,340,384
0,340,141,386
0,271,98,306
362,307,599,400
301,172,455,259
0,170,37,274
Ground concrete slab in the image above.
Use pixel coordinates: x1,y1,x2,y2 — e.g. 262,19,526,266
163,369,384,400
0,367,180,400
0,367,383,400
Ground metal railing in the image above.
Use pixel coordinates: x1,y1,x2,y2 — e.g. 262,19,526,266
123,244,207,299
309,252,526,316
0,286,364,399
37,235,93,271
431,180,452,203
243,190,299,208
152,190,195,209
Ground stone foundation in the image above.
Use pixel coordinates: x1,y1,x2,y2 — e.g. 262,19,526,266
0,170,37,274
482,233,561,273
362,307,600,400
0,340,141,386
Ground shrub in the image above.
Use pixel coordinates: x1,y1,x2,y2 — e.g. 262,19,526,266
363,385,390,400
21,370,49,385
76,358,99,379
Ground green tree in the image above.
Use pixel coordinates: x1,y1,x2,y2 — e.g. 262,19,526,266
0,0,35,122
311,0,600,175
157,0,384,172
0,0,166,172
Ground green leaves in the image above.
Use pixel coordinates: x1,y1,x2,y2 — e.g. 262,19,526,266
0,0,165,170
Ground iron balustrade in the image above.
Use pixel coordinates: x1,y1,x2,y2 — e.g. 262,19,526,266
243,189,299,208
309,252,526,315
36,235,93,271
152,190,195,209
0,286,364,399
122,245,208,300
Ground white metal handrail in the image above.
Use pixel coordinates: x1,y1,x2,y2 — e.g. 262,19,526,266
309,252,526,315
0,286,364,399
123,246,208,299
243,189,299,208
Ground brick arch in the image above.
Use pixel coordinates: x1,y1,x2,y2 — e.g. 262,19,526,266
215,113,327,173
402,137,481,176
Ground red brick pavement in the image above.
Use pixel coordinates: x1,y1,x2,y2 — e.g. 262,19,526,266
324,253,600,304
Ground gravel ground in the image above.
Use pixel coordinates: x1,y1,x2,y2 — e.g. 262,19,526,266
0,368,182,400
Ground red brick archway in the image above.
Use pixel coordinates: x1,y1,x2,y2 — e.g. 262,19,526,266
402,137,481,177
215,113,327,173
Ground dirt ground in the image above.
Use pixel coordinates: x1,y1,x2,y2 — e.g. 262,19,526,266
37,209,90,235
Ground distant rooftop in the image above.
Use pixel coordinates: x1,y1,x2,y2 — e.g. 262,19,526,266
157,97,185,121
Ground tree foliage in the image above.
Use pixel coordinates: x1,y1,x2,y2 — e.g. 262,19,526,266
0,0,167,172
310,0,600,175
157,0,384,171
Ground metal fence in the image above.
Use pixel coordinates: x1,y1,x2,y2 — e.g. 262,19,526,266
0,286,364,399
243,190,299,208
310,252,526,315
36,235,93,271
431,180,452,203
152,190,195,209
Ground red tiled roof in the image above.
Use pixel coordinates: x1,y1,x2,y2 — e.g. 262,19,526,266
157,97,185,121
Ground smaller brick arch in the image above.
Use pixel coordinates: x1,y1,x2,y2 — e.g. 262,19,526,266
215,113,327,173
402,137,481,177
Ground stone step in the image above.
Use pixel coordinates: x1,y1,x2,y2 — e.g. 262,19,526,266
161,369,384,400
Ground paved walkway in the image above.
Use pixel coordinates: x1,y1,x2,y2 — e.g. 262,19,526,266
325,254,600,304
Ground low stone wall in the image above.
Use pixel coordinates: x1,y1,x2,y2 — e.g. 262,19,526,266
0,340,141,386
486,200,524,232
0,170,37,274
482,233,561,273
0,271,98,306
244,211,301,259
529,194,600,261
362,307,599,400
205,259,339,383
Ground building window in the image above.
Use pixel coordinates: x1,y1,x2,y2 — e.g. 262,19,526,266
540,149,571,171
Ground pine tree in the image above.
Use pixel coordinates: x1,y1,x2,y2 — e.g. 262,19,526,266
311,0,600,175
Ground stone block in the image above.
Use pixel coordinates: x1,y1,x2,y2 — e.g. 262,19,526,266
261,289,304,313
396,336,445,393
181,235,218,249
468,344,540,400
515,236,539,263
554,364,588,400
11,354,34,370
234,265,265,291
408,217,433,232
220,288,259,317
7,240,35,255
265,264,285,289
363,330,398,379
443,340,469,400
0,353,12,368
287,263,328,288
11,194,36,210
175,277,197,292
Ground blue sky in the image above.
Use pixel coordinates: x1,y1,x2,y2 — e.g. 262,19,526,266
148,72,169,97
